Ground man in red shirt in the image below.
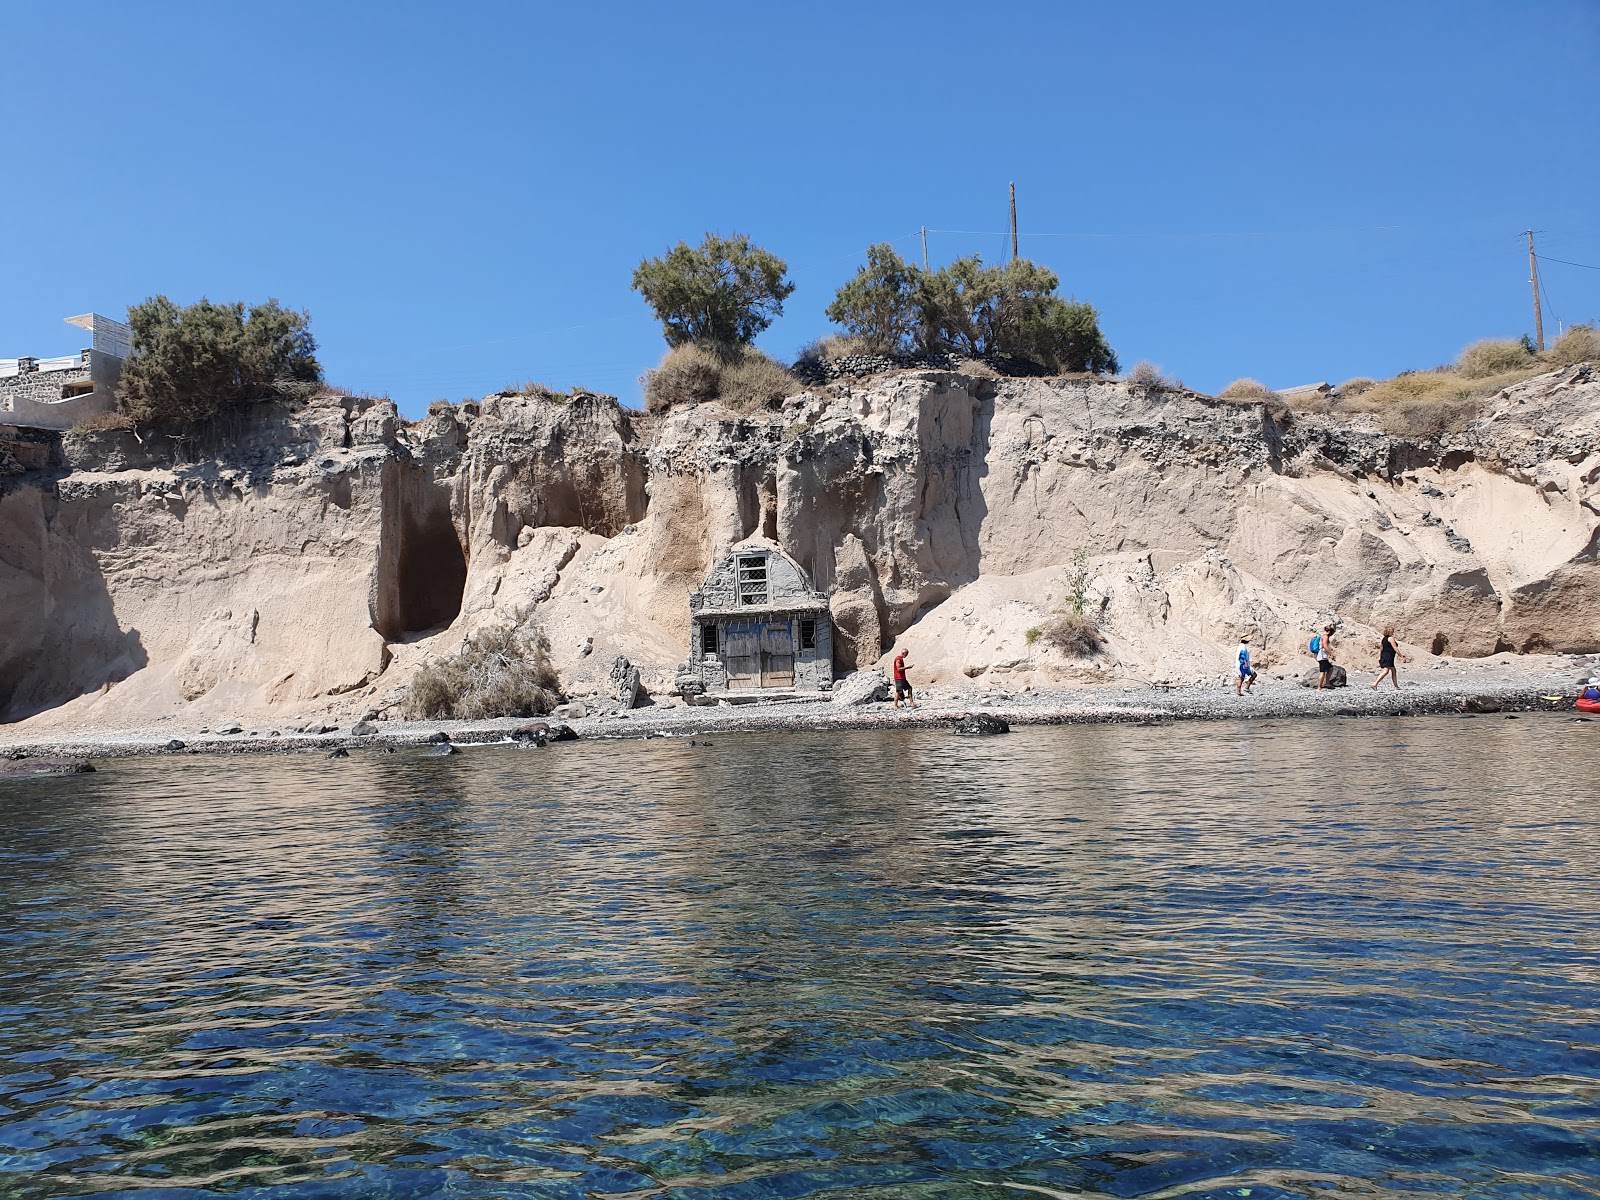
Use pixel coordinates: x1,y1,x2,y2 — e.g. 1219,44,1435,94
892,648,916,709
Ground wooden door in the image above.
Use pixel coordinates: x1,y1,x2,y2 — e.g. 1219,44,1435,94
722,620,761,689
759,621,794,687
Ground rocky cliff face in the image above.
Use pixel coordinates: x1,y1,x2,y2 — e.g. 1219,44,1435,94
3,364,1596,730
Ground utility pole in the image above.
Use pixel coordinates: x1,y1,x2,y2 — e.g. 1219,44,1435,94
921,226,928,271
1009,182,1018,261
1526,230,1545,351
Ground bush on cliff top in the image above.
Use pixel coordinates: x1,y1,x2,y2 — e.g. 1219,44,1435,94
632,233,794,351
117,296,321,428
824,246,1119,375
642,344,799,415
406,621,561,720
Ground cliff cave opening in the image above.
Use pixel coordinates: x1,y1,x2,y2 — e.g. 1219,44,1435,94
376,471,468,640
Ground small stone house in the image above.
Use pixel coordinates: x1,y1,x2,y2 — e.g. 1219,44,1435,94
677,538,833,700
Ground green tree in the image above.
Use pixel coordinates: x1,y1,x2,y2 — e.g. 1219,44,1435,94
118,296,321,427
825,242,918,354
631,233,794,350
912,256,1117,374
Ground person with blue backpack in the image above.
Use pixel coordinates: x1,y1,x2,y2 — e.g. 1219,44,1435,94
1312,624,1336,690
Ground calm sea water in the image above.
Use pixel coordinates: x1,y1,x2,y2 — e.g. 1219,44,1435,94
2,719,1599,1199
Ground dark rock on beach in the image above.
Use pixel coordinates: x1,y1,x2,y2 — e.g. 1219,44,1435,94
1460,695,1503,714
0,757,95,780
425,731,451,745
425,743,458,757
165,739,186,751
953,713,1010,736
327,747,349,759
1299,665,1348,688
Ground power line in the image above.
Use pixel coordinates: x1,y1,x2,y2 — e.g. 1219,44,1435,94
1537,253,1600,271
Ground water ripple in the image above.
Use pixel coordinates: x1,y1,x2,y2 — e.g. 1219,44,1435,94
2,718,1599,1197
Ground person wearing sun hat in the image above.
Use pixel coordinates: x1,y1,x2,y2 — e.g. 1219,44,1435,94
1235,633,1258,695
1583,677,1600,703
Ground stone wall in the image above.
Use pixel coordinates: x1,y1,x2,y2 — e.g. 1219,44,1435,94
0,354,117,431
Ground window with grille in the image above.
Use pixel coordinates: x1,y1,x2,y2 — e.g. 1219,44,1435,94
737,556,769,606
798,619,817,651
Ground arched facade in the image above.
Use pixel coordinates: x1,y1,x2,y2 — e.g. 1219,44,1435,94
677,538,833,700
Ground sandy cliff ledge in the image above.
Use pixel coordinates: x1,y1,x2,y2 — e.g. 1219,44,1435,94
3,365,1597,733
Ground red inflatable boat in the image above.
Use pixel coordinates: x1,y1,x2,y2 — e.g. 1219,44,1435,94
1578,697,1600,714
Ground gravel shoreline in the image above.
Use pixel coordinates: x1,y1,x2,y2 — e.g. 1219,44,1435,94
3,658,1593,763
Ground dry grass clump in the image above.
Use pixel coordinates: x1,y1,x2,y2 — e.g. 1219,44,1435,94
642,344,800,414
1458,338,1534,379
69,410,136,434
406,621,561,720
1217,378,1281,403
794,334,872,366
1337,377,1377,398
1546,324,1600,367
1030,611,1104,657
1127,360,1180,389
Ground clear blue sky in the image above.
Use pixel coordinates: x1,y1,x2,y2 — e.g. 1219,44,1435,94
3,1,1597,416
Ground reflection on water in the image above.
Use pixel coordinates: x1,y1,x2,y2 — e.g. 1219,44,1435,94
2,719,1599,1198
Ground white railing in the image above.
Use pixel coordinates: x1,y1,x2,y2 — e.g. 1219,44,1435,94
0,359,18,378
34,354,85,372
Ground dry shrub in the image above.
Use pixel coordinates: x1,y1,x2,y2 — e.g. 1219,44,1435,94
720,349,801,411
1036,611,1103,656
1337,377,1376,398
1545,324,1600,367
642,344,799,414
1217,378,1281,403
517,381,571,402
1385,397,1480,438
70,410,135,434
1127,360,1177,388
1458,338,1533,379
406,621,561,720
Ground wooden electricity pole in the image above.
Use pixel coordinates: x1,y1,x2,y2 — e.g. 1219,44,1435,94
1009,182,1018,260
1526,230,1545,351
921,225,928,271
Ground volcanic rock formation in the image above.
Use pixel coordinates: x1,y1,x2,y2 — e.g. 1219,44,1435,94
2,364,1597,732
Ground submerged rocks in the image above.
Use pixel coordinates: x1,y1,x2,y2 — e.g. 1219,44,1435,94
424,743,458,757
953,713,1011,736
0,757,95,780
832,670,889,706
424,731,451,744
327,747,349,759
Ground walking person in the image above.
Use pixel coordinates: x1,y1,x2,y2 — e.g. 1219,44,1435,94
1372,626,1410,691
891,647,917,709
1235,633,1258,696
1316,624,1336,691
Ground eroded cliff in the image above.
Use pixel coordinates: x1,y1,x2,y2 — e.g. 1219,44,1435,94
3,364,1597,731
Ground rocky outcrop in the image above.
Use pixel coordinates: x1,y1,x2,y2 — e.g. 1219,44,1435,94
3,364,1597,733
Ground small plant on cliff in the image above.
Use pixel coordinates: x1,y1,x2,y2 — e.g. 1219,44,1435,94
1457,337,1533,379
405,620,561,720
1064,548,1096,615
1036,611,1103,657
642,344,799,414
117,296,321,428
826,243,920,354
1544,324,1600,367
1127,360,1179,389
1217,378,1280,403
632,233,795,351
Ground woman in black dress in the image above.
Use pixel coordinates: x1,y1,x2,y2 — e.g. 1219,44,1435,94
1372,625,1408,691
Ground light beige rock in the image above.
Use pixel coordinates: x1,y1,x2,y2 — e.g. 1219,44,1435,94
3,364,1597,734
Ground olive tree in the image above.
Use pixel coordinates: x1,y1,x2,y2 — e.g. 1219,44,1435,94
631,233,794,351
118,296,321,426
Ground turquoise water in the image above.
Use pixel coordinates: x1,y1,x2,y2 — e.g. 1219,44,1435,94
2,719,1599,1198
